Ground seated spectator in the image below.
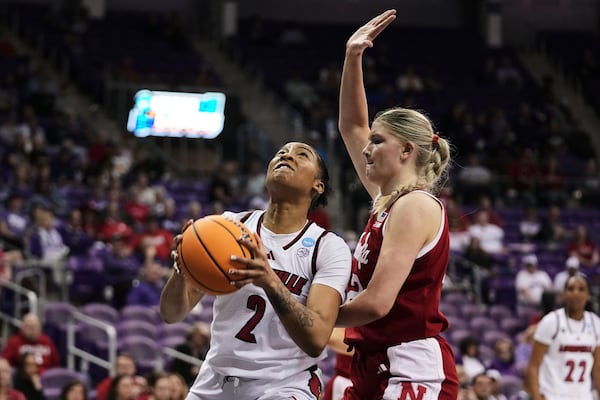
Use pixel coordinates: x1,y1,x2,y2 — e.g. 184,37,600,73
396,65,424,93
538,154,567,207
467,210,505,255
487,338,519,378
519,206,541,242
129,215,173,263
137,372,172,400
445,199,471,252
567,224,599,269
58,208,95,256
0,314,60,373
59,379,88,400
577,157,600,207
514,324,536,376
456,336,486,381
159,198,181,235
515,254,552,309
470,373,495,400
536,205,570,250
100,232,141,309
167,322,210,386
167,373,187,400
456,154,493,205
553,256,586,294
125,255,167,308
27,204,70,285
483,370,508,400
476,195,503,228
105,375,137,400
0,192,28,252
0,357,26,400
95,353,146,400
12,352,45,400
507,147,538,206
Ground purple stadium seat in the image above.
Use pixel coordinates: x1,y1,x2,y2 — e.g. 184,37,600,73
469,316,498,336
67,256,104,304
80,303,119,324
460,303,485,319
160,322,191,341
117,320,158,340
41,368,89,400
482,330,511,348
500,317,527,336
449,329,473,346
488,304,513,321
120,304,162,325
499,375,524,398
439,302,459,317
118,335,162,375
43,302,79,362
446,315,469,331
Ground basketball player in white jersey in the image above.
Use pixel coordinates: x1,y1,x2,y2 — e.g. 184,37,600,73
160,142,352,400
526,275,600,400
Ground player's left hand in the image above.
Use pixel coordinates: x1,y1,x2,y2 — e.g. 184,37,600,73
229,234,279,290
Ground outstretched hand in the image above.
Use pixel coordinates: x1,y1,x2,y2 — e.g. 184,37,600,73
346,9,396,55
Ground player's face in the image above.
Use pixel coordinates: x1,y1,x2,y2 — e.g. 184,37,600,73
267,142,324,195
362,121,405,186
563,276,590,311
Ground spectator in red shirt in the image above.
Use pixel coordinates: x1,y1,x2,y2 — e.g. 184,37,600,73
95,353,146,400
129,215,173,263
567,225,599,269
1,314,60,374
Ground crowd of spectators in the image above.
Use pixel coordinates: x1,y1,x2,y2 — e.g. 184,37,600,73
0,3,599,400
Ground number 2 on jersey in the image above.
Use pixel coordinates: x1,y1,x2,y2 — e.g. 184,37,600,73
235,295,266,343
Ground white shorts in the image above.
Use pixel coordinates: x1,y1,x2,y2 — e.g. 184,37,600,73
186,362,324,400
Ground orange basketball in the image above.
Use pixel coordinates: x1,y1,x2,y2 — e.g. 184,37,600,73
177,215,255,295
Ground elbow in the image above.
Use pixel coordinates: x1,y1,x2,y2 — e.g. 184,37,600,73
371,299,393,320
159,306,184,324
304,342,327,358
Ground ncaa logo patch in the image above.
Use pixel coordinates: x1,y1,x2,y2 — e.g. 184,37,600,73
297,248,309,257
302,238,315,247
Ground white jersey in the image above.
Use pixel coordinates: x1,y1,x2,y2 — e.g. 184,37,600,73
534,308,600,399
203,210,351,380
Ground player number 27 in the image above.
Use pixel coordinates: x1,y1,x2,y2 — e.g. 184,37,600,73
235,295,266,343
565,359,586,383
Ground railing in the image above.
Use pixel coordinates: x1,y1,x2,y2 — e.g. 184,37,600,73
0,279,38,343
162,347,204,369
67,311,117,377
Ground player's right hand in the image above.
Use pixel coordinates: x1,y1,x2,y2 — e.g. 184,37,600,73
345,9,396,55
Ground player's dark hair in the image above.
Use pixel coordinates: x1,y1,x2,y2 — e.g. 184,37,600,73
311,151,331,210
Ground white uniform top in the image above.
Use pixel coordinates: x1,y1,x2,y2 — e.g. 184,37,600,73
534,308,600,399
203,210,351,380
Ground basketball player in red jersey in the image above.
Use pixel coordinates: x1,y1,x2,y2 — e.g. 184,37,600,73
335,9,458,400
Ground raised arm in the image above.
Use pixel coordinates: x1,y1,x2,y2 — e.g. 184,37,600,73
338,9,396,199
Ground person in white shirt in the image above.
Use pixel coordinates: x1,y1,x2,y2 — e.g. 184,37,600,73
515,254,552,308
553,256,586,294
467,210,505,255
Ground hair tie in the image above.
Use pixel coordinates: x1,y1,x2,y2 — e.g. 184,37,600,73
432,133,440,146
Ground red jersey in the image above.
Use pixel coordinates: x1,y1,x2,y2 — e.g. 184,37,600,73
345,191,449,349
1,332,60,373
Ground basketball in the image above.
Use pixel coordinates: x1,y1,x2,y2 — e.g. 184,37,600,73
177,215,255,295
